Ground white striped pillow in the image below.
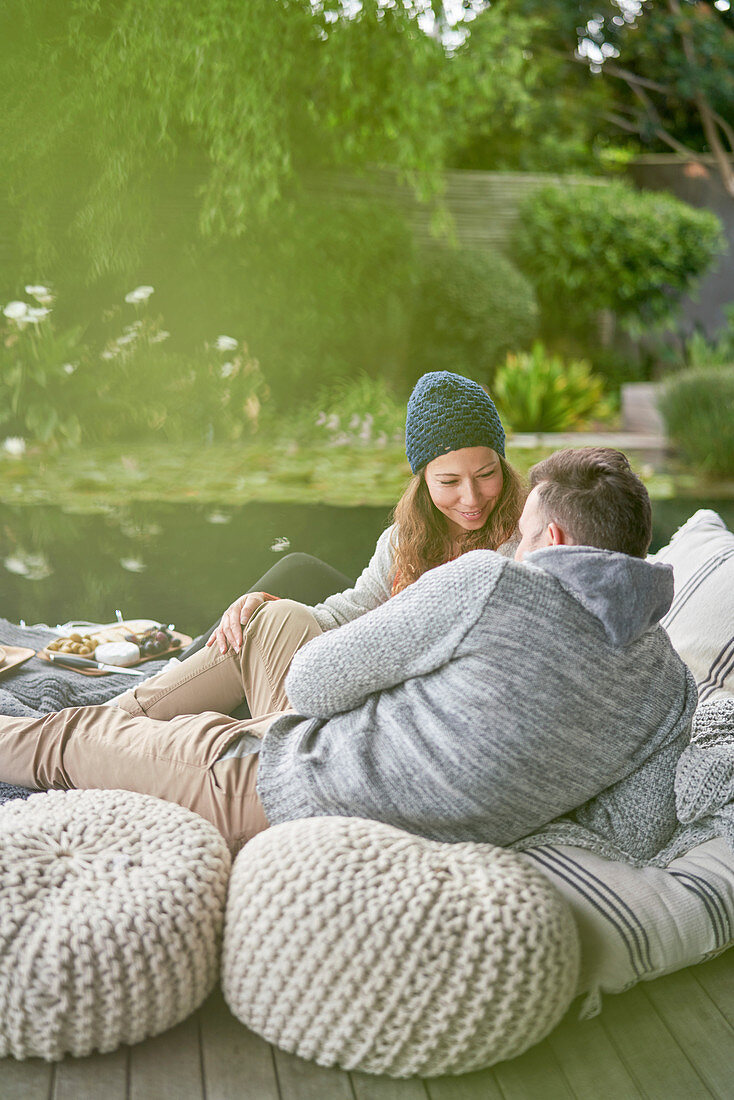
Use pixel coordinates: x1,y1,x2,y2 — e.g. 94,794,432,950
650,509,734,703
525,838,734,1012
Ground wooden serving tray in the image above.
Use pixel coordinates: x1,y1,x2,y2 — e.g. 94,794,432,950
37,623,192,677
0,645,36,678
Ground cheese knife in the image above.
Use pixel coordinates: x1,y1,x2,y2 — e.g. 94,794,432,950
45,652,147,676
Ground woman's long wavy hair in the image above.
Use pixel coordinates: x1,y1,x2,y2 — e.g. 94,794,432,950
390,455,526,595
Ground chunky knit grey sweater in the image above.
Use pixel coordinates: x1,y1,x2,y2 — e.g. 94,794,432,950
258,546,698,861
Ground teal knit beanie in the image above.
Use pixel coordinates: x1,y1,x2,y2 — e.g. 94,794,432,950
405,371,506,474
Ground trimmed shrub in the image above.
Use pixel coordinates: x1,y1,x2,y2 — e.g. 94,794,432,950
660,366,734,477
686,304,734,370
405,248,538,388
493,342,611,433
513,181,724,333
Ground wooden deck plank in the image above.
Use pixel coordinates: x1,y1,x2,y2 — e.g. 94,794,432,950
599,984,714,1100
52,1046,127,1100
199,989,280,1100
692,951,734,1017
352,1068,429,1099
639,968,734,1100
273,1046,354,1100
2,954,734,1099
1,1056,53,1100
491,1039,575,1100
425,1067,504,1100
129,1014,204,1100
547,1011,643,1100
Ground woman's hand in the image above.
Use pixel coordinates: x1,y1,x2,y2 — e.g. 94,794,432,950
206,592,267,654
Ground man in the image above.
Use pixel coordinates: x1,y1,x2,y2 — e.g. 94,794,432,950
0,447,696,859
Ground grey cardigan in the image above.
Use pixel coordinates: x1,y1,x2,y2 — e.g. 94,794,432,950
308,523,519,630
258,546,697,862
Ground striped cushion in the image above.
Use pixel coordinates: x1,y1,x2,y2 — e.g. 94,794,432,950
526,838,734,1011
651,509,734,702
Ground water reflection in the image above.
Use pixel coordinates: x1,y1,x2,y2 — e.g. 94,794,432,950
0,502,392,633
1,498,732,634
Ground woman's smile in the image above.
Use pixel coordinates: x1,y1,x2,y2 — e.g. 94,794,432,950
424,447,504,536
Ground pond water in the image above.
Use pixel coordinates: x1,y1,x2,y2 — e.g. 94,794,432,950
2,498,733,635
1,502,393,634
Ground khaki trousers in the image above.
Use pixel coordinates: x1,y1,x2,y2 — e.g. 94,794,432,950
0,600,322,852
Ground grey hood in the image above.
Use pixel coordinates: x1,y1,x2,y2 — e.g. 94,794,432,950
524,545,674,647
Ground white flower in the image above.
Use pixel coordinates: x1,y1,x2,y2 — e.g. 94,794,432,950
116,332,137,346
220,361,236,379
215,335,238,352
150,329,170,343
120,557,147,573
124,285,154,304
101,348,119,361
349,414,361,430
206,511,232,525
326,414,340,431
270,536,291,553
315,411,327,427
26,306,51,323
62,363,76,375
3,301,29,320
2,437,26,457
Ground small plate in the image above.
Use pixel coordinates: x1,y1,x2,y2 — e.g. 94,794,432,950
0,645,36,678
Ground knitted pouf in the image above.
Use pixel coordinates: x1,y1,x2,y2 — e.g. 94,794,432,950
222,817,580,1078
0,788,231,1061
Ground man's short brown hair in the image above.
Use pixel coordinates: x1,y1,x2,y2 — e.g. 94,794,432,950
528,447,652,558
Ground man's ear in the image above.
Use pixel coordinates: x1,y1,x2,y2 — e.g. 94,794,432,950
547,521,570,547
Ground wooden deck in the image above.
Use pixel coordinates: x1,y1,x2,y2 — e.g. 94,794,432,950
3,951,733,1100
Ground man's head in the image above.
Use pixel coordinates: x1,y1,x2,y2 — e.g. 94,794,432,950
514,447,652,562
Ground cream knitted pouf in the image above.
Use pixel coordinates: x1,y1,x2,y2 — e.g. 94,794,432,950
0,788,231,1061
222,817,580,1078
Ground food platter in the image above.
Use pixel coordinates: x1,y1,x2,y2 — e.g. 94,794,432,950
37,620,192,676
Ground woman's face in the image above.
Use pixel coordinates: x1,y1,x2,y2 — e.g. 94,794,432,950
424,446,503,536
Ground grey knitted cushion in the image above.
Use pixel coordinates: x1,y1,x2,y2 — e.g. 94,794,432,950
0,788,231,1060
222,817,580,1078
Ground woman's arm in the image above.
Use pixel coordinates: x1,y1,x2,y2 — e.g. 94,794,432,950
308,525,397,630
286,550,506,717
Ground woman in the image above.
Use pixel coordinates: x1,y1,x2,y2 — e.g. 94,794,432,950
113,370,525,721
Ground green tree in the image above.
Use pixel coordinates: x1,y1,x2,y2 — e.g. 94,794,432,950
444,1,615,172
517,0,734,196
0,0,457,285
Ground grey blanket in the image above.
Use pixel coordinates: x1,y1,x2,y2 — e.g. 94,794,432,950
0,618,169,805
514,695,734,866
